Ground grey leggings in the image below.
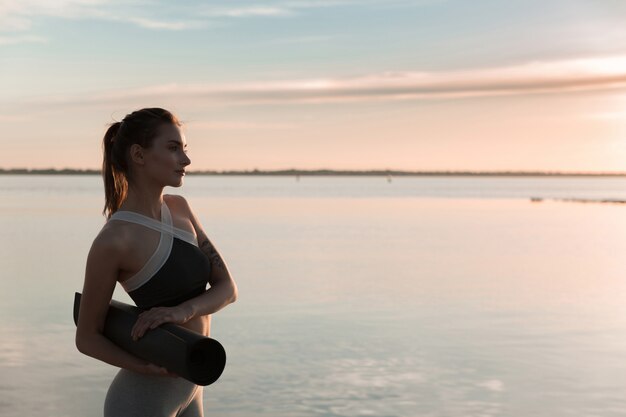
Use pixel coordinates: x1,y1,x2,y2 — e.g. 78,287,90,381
104,368,204,417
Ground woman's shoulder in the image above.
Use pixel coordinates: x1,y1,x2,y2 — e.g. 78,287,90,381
164,193,189,206
88,221,131,264
164,193,193,216
97,219,132,245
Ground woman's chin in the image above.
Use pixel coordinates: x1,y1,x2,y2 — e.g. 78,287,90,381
168,178,184,187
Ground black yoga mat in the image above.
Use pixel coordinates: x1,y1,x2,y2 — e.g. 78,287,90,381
73,292,226,386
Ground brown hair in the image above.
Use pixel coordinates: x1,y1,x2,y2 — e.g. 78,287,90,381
102,107,182,219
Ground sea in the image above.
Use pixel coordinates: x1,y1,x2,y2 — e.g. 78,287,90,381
1,174,626,417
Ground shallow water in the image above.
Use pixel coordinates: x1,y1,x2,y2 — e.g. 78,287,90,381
1,175,625,416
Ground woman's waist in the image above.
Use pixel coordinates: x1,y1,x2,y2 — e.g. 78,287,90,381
178,314,211,337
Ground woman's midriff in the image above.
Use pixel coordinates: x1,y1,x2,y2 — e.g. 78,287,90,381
179,314,211,337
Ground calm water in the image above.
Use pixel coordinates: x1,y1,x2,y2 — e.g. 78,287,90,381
1,175,626,417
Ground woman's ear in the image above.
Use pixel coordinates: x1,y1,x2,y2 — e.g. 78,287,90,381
129,144,145,165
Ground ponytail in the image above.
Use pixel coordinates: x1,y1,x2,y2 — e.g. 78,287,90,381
102,121,128,219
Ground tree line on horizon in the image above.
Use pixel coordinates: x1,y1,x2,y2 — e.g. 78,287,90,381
0,167,625,176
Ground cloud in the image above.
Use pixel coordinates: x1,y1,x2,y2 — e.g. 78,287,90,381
16,54,626,108
0,34,47,45
198,6,294,18
283,0,438,8
0,15,33,32
477,379,505,392
196,0,437,18
0,0,208,34
586,111,626,121
185,121,296,130
0,1,320,36
195,0,422,18
123,16,207,30
0,114,32,122
0,0,109,29
0,0,432,36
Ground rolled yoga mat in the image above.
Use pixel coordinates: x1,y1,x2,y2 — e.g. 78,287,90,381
73,292,226,386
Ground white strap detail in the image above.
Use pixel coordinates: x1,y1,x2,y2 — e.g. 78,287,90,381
109,202,197,246
108,201,197,292
121,219,173,292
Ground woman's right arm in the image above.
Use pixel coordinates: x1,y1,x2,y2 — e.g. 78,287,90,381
74,231,173,377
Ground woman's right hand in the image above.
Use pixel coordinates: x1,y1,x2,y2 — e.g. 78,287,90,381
139,362,179,378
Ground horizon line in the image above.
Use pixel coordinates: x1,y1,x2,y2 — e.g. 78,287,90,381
1,167,626,177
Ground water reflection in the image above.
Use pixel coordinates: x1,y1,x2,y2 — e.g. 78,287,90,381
1,176,626,416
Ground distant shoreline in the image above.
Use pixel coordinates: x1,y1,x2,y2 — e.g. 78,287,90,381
1,168,626,177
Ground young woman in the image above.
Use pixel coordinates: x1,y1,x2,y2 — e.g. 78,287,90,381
75,108,238,417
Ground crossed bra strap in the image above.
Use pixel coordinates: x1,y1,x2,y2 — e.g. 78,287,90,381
108,201,198,292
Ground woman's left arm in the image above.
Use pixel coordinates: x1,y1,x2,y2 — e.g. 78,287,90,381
131,196,238,339
179,196,238,318
182,232,238,319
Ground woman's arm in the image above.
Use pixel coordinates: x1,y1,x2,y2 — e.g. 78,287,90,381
179,195,238,317
130,196,238,340
75,230,174,376
180,229,238,317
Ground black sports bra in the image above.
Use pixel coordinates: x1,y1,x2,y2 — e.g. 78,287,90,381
108,200,211,310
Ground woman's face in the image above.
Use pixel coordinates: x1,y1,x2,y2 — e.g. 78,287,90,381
140,123,191,187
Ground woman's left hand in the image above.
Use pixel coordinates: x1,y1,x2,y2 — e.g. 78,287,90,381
131,305,193,341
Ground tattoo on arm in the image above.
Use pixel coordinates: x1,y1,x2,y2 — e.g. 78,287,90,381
199,237,227,272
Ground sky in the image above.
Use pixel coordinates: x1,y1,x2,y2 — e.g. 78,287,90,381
2,0,626,172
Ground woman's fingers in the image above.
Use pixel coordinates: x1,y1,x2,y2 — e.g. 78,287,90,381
131,307,184,340
132,309,162,340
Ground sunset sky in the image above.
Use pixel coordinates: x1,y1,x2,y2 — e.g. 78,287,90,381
2,0,626,172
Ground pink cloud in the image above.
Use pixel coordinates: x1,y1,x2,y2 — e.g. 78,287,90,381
17,55,626,107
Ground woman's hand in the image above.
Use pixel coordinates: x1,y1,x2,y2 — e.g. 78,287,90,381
131,305,193,341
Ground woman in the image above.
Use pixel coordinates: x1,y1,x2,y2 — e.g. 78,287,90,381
75,107,238,417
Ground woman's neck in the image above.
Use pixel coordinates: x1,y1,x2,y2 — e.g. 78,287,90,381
118,183,165,220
